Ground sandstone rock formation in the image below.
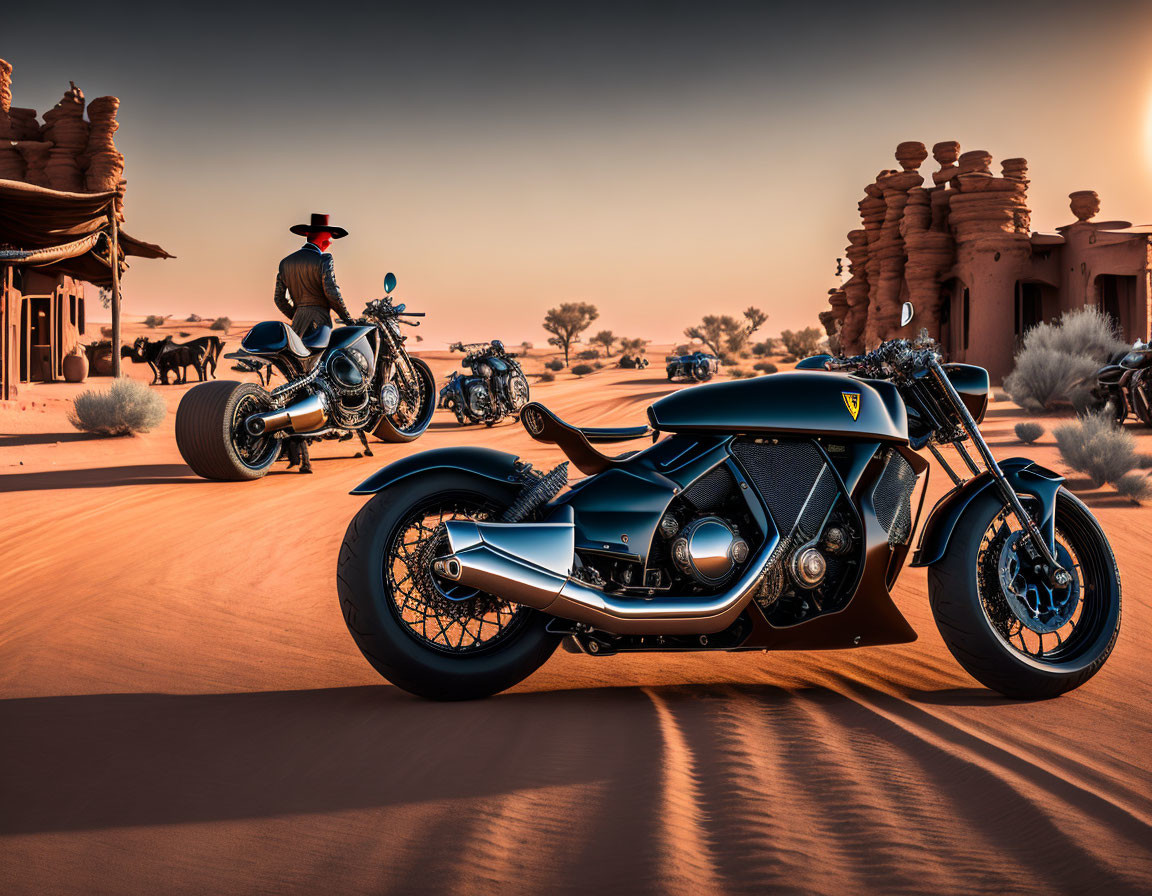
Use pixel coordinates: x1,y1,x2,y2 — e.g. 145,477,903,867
0,60,127,217
1069,190,1100,223
824,140,1034,355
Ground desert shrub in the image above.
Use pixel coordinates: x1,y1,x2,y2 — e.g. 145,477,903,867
753,360,778,373
729,368,756,379
1054,412,1136,487
571,363,594,377
751,338,777,357
100,325,113,338
780,327,823,358
68,378,166,436
209,316,232,333
143,314,168,328
1014,422,1045,444
673,344,692,355
179,330,191,337
1115,472,1152,504
520,341,534,351
1027,307,1125,361
1137,453,1152,469
594,361,604,369
545,358,565,372
1004,348,1098,413
781,355,798,364
537,371,555,382
186,313,203,322
577,348,600,361
1005,309,1125,412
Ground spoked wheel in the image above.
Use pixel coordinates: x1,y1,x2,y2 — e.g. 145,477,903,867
508,370,530,411
1130,369,1152,427
928,490,1121,698
373,357,437,442
336,472,559,699
387,498,529,654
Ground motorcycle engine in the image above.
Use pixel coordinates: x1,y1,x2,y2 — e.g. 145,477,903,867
669,516,749,587
321,348,372,427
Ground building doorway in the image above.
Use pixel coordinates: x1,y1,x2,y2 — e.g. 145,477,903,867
19,294,54,382
1097,274,1137,340
1014,281,1058,344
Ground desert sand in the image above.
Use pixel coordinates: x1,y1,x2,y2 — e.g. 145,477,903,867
1,321,1150,894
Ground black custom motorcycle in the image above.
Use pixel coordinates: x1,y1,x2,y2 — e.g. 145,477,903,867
337,306,1121,700
1090,339,1152,426
176,273,436,480
438,340,530,426
667,350,719,382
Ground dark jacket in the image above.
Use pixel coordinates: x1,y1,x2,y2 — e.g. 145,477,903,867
274,242,353,324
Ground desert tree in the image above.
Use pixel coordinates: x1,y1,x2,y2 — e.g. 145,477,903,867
685,307,768,356
591,330,617,357
619,337,649,356
780,327,824,358
543,302,599,366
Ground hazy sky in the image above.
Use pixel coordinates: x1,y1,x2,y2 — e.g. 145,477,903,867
6,0,1152,347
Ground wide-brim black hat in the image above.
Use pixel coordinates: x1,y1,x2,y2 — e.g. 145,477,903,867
290,212,348,239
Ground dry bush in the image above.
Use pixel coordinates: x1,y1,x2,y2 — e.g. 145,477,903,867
537,371,555,382
781,355,798,364
545,358,564,372
179,330,191,337
1026,307,1125,362
1006,309,1125,412
780,327,823,358
1137,453,1152,469
754,360,778,373
100,326,113,338
209,316,232,333
594,360,604,369
1004,347,1098,413
143,314,168,328
673,344,692,355
1014,422,1045,444
729,368,756,379
1115,472,1152,504
751,338,777,357
1054,412,1136,487
577,348,600,361
571,363,594,377
186,313,203,322
69,378,166,436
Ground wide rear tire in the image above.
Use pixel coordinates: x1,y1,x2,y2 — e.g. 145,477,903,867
927,490,1121,699
175,381,281,481
336,472,560,699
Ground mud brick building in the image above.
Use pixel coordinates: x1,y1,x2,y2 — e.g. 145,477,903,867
821,141,1152,381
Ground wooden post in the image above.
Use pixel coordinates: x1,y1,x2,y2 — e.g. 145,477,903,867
109,205,122,377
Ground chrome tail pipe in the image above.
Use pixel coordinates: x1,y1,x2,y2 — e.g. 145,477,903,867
245,392,328,436
432,515,779,635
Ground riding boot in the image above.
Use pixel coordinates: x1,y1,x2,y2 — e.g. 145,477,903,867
357,430,374,457
298,439,313,474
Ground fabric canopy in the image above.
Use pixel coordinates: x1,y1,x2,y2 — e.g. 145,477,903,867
0,178,173,286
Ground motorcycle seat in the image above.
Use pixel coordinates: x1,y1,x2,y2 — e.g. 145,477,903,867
300,324,331,353
520,402,654,475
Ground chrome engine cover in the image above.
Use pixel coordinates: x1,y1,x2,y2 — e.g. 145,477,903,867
670,516,748,586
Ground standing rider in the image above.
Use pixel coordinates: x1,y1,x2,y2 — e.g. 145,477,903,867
273,213,355,473
274,212,354,337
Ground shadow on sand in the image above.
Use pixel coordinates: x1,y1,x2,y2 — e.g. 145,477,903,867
0,431,108,447
0,463,201,492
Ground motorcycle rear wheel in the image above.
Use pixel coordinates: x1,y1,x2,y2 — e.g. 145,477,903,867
336,472,560,700
175,381,282,480
1130,369,1152,427
927,490,1120,699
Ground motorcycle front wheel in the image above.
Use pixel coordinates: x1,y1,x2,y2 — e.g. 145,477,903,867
373,357,437,443
927,490,1121,699
1130,369,1152,427
336,471,560,700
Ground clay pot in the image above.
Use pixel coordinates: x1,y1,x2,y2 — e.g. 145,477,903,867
1069,190,1100,222
63,350,89,383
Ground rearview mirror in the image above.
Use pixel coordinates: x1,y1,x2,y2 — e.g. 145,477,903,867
384,272,397,294
900,301,914,328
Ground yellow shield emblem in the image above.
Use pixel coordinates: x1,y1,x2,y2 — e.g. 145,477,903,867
842,391,861,421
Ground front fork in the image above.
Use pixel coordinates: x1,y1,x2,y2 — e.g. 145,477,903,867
927,360,1072,590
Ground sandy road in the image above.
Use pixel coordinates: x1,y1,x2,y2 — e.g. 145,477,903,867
1,361,1150,894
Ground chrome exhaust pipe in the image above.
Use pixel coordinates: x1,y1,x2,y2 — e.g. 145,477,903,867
245,392,328,436
435,517,780,635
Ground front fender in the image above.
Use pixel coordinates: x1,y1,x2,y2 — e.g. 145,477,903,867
350,446,522,495
911,458,1063,567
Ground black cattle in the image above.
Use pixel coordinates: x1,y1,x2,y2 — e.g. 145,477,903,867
129,335,225,385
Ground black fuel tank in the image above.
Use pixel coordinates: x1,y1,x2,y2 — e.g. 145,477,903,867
647,371,908,442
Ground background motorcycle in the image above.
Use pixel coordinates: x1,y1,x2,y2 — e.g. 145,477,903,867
337,303,1121,700
176,272,436,480
438,340,530,426
1091,339,1152,425
666,350,719,382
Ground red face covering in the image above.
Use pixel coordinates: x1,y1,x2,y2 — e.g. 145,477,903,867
309,232,334,251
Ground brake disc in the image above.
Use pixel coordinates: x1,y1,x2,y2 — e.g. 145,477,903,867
997,530,1079,634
